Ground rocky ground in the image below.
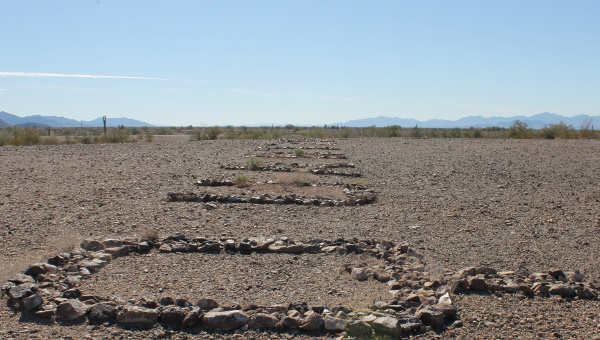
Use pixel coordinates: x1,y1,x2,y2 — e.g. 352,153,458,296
1,137,600,339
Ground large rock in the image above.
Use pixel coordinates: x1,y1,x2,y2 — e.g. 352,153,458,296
468,276,489,292
248,313,279,329
182,309,203,328
159,306,189,324
346,320,372,335
416,308,445,328
8,283,36,300
372,316,401,335
56,299,89,321
24,263,48,277
116,306,159,324
22,294,43,311
81,240,105,251
196,298,219,310
202,310,249,330
351,267,369,281
88,303,118,322
300,313,324,331
79,259,108,272
8,274,35,284
549,284,576,298
323,315,347,331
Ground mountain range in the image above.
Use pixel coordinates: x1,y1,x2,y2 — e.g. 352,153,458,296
0,111,153,128
334,113,598,129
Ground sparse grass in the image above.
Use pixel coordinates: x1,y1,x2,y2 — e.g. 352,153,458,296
245,157,265,170
274,173,319,186
293,148,305,157
234,174,252,186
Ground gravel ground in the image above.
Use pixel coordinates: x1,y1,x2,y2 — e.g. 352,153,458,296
2,137,600,339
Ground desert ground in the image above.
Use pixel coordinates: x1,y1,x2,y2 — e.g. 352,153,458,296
1,137,600,339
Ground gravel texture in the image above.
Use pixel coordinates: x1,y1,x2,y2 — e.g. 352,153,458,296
2,137,600,339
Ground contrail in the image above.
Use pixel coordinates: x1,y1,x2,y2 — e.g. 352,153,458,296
0,72,171,81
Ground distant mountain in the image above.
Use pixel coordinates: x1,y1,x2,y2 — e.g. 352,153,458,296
0,111,153,127
0,118,9,128
334,113,599,129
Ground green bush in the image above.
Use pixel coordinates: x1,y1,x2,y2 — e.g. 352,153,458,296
293,148,305,157
508,120,531,139
234,174,251,186
205,126,222,140
245,157,265,170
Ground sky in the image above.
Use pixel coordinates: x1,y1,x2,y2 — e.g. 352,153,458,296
1,1,599,126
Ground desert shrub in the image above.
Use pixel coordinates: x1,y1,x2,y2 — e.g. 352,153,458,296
155,127,173,135
12,127,41,146
472,129,483,138
79,134,93,144
381,125,401,137
271,130,283,139
303,127,326,138
579,118,599,139
234,174,251,186
189,129,203,141
508,120,531,139
274,173,319,186
205,126,222,140
245,157,265,170
0,130,11,146
338,127,355,138
223,126,238,139
449,128,462,138
144,132,155,142
410,126,423,138
541,122,576,139
293,148,305,157
362,126,377,137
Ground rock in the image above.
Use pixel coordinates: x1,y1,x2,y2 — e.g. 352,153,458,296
160,306,188,324
281,316,302,329
417,308,445,328
24,263,48,277
81,240,105,251
430,303,457,317
532,282,550,296
518,284,534,296
346,320,372,335
323,315,347,331
300,313,324,331
405,294,421,303
35,308,55,318
372,316,401,335
549,269,566,280
475,266,498,275
568,270,585,282
159,297,175,306
248,313,279,329
196,298,219,310
158,244,172,253
351,267,369,281
182,309,202,328
575,286,597,300
8,274,35,284
116,306,159,324
8,282,37,300
468,276,489,292
88,303,118,322
22,294,43,311
548,284,576,298
56,299,89,321
202,310,249,330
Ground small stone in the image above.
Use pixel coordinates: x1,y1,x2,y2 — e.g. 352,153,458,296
202,310,249,330
372,316,400,335
88,303,118,322
346,320,372,335
417,308,445,328
351,267,369,281
196,298,219,310
248,313,278,329
323,315,347,331
116,306,159,324
56,299,89,321
22,294,43,311
300,313,324,331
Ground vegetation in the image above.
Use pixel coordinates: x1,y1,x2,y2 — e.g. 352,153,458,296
293,148,306,157
0,119,598,148
245,157,265,170
234,174,251,186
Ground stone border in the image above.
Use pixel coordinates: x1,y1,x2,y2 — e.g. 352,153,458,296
3,236,458,338
167,184,377,206
3,235,598,338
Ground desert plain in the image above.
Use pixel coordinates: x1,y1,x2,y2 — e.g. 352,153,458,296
1,137,600,339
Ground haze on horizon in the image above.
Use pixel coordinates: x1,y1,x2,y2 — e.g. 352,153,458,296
1,1,599,126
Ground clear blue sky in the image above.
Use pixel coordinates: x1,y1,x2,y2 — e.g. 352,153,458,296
1,1,599,126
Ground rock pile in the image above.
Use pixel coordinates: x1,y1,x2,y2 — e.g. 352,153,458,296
167,185,377,207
